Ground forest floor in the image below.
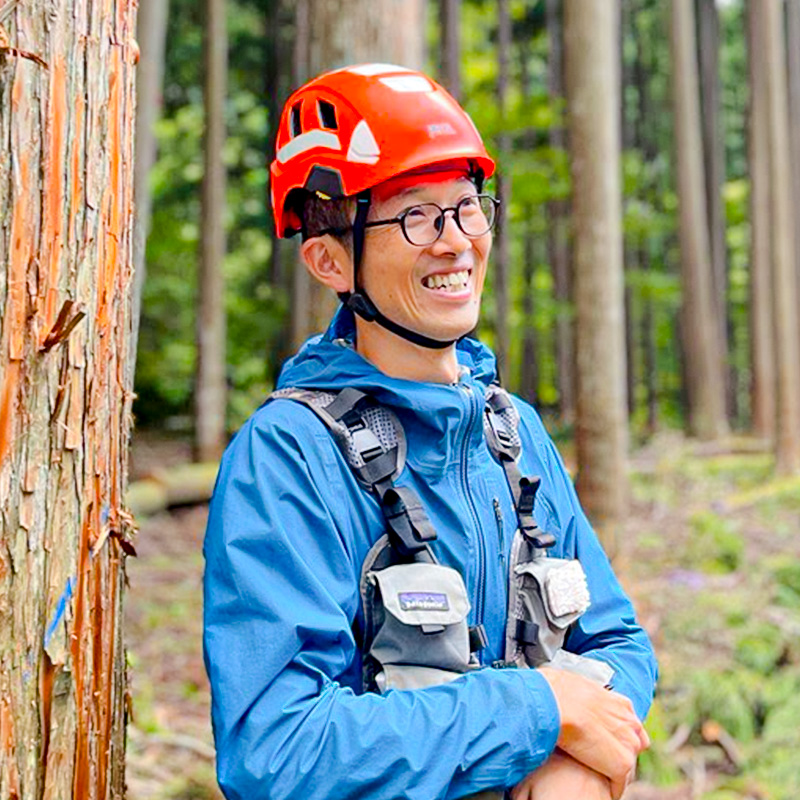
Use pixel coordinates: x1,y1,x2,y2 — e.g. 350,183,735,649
123,429,800,800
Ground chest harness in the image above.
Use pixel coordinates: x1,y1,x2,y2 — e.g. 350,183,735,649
271,382,614,692
271,383,612,799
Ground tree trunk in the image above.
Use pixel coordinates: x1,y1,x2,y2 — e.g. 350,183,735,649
494,0,512,385
266,0,286,290
564,0,628,533
291,0,426,349
669,0,728,440
696,0,729,382
520,215,539,406
621,0,637,420
440,0,461,102
642,244,658,435
0,2,138,797
787,0,800,309
132,0,170,370
195,0,228,462
546,0,575,424
747,3,775,440
761,0,800,473
632,2,659,433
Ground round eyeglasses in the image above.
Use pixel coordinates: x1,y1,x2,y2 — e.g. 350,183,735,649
320,194,500,247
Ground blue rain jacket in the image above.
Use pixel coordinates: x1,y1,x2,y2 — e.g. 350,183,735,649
203,306,657,800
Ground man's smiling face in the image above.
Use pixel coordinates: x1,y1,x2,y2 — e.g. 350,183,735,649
358,170,493,346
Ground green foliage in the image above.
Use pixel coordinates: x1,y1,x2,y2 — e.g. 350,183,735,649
637,700,684,786
137,0,754,434
136,0,282,429
685,511,743,574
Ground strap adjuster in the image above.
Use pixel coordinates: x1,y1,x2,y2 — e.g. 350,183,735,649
381,486,437,555
469,624,489,652
349,423,384,463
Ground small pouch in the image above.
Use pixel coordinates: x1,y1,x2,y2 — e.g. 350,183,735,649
366,562,473,692
506,548,589,665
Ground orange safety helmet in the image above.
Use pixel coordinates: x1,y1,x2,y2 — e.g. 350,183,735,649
270,63,496,238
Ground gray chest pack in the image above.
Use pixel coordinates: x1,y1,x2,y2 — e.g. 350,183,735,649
271,384,614,693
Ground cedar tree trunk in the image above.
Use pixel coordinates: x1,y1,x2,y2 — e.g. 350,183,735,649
0,1,138,796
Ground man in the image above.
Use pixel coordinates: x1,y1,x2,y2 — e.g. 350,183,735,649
203,64,657,800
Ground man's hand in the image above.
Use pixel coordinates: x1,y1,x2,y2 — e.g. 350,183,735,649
538,667,649,798
510,750,615,800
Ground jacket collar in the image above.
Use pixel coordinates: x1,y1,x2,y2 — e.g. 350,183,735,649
276,305,499,473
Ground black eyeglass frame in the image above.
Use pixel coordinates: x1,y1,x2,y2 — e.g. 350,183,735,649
318,194,500,246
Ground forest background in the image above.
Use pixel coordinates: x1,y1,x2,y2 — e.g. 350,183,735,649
130,0,799,798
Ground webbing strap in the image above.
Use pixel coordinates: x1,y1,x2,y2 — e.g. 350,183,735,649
270,387,437,558
381,486,437,556
484,385,555,552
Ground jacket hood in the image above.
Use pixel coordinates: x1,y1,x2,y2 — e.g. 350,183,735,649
275,305,499,474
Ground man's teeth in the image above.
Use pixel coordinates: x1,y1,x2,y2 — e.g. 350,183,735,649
423,270,470,291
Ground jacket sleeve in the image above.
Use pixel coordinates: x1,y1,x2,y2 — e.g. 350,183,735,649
514,403,658,721
203,402,560,800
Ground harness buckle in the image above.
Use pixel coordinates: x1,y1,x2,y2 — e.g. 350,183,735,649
381,486,437,555
349,423,384,463
469,624,489,653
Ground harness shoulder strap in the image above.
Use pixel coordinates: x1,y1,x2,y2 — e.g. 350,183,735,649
269,387,434,557
483,384,555,551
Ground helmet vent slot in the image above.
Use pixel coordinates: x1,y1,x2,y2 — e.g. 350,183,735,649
290,102,302,137
318,100,338,130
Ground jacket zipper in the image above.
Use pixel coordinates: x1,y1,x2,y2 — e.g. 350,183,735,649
493,498,505,570
457,382,486,659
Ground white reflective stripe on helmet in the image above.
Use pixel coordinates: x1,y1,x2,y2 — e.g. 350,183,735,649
277,129,341,163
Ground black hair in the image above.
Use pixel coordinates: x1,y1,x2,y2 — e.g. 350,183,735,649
300,192,354,254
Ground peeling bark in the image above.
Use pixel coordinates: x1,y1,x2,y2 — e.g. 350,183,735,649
0,1,138,797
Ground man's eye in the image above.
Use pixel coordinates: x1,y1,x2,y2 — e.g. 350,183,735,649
405,206,428,219
460,196,480,208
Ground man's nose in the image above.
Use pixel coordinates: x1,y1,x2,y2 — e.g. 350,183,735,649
431,211,472,255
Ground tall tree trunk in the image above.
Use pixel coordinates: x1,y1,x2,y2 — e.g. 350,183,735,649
787,0,800,306
696,0,729,383
747,3,775,439
641,244,658,434
621,0,637,420
0,2,138,796
520,215,539,405
632,1,659,433
440,0,461,101
195,0,228,462
762,0,800,473
670,0,728,440
494,0,512,384
266,0,285,289
546,0,575,423
132,0,170,371
291,0,426,350
564,0,628,532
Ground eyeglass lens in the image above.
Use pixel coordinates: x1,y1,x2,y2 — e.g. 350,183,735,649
403,196,496,245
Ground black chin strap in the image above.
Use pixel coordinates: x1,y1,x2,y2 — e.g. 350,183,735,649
339,189,460,351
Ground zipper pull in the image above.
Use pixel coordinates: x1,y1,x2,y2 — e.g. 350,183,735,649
493,498,505,567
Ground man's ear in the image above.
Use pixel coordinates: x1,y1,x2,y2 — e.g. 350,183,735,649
299,237,353,294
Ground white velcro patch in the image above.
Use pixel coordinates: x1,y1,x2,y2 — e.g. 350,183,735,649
545,560,591,618
277,130,341,163
346,120,380,164
379,75,433,93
